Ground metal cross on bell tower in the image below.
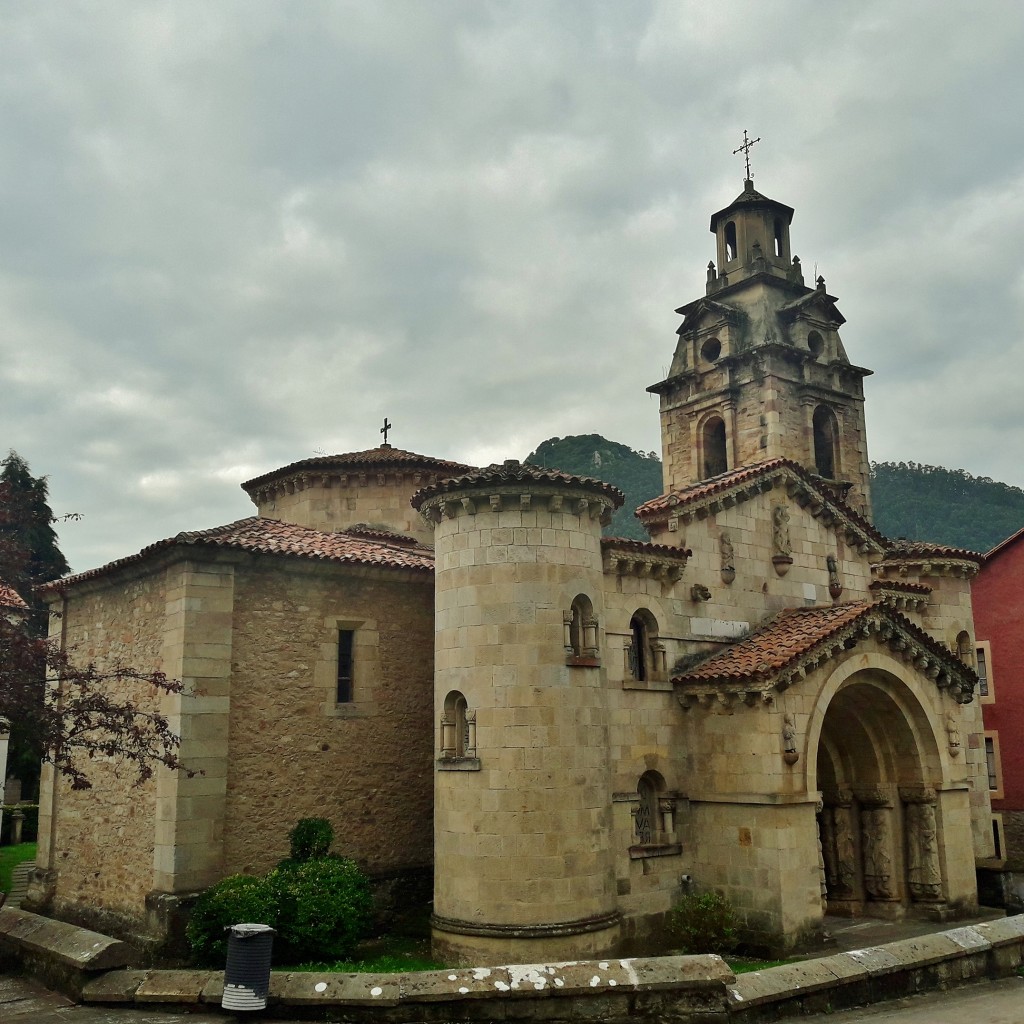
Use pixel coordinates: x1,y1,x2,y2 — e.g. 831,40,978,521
380,416,392,446
733,129,761,181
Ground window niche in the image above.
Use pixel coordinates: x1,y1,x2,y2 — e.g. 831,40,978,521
812,405,839,480
320,617,378,718
701,415,728,479
438,689,480,771
564,594,600,666
629,770,681,859
624,609,666,684
976,641,994,702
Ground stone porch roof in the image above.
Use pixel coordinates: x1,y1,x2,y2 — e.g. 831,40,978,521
39,518,435,595
672,600,977,706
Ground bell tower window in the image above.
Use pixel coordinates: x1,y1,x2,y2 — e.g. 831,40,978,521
773,218,784,257
724,221,737,262
812,405,839,479
702,415,728,479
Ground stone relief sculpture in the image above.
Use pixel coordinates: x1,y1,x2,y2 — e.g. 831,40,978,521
945,709,961,757
782,713,799,764
861,808,894,900
720,531,736,584
772,505,793,575
827,554,843,600
907,802,942,901
821,808,839,896
815,799,828,907
772,505,792,556
832,806,857,897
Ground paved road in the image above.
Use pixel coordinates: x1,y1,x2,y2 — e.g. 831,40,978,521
4,973,1024,1022
803,975,1024,1023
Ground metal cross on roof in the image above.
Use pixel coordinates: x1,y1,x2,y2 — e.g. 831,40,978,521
733,129,761,181
380,417,392,445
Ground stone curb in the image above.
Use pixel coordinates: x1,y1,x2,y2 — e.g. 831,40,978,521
4,907,1023,1019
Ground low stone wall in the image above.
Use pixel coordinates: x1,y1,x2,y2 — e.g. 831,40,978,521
2,906,1023,1021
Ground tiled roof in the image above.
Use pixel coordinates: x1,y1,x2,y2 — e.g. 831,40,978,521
411,460,624,510
672,601,975,700
869,579,932,596
0,581,27,609
242,446,473,492
674,603,870,686
39,517,434,594
601,537,691,559
635,458,886,550
879,540,984,565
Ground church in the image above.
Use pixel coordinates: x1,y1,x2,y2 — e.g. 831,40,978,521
28,173,993,963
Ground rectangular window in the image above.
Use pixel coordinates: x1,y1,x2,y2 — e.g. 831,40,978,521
337,629,354,703
985,736,999,792
976,645,988,697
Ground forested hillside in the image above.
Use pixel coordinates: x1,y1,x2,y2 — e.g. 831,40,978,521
524,435,1024,553
870,462,1024,554
524,434,662,540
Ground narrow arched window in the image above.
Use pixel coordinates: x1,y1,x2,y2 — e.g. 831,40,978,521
955,630,972,666
725,221,737,261
442,690,475,759
627,609,663,682
812,405,839,479
773,218,784,257
629,614,648,682
565,594,599,663
702,415,728,479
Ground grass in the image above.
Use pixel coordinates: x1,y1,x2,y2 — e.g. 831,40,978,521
280,935,444,973
0,842,36,894
726,956,795,974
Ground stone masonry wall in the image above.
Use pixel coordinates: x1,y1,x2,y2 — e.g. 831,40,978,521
222,559,434,876
39,571,168,926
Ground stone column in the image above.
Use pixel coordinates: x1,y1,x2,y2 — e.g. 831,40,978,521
418,462,621,965
147,559,235,942
857,789,897,903
902,789,943,903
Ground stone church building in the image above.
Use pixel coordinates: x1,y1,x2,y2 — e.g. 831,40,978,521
29,178,993,962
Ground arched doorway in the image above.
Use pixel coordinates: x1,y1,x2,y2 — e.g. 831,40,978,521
813,670,945,918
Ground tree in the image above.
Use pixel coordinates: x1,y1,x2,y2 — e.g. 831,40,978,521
0,452,186,790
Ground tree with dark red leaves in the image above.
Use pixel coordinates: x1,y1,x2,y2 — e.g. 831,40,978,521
1,452,186,790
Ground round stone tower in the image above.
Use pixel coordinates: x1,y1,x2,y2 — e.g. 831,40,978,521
412,460,624,965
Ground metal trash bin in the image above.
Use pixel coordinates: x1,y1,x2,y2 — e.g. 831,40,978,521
222,922,275,1011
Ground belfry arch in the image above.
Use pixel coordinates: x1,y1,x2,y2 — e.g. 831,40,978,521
809,663,950,919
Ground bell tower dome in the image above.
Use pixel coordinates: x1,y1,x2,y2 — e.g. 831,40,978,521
648,169,874,516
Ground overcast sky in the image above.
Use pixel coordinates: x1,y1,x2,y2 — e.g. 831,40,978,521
2,1,1023,573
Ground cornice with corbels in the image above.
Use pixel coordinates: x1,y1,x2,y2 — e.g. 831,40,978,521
251,469,445,505
872,557,980,581
417,486,616,527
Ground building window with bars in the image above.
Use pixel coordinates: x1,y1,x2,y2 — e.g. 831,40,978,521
985,736,999,792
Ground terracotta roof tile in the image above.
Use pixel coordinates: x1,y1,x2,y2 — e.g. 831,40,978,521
880,540,985,564
674,603,871,686
672,601,971,697
411,460,624,510
40,517,434,594
635,459,886,549
242,446,473,493
0,581,27,609
600,537,691,560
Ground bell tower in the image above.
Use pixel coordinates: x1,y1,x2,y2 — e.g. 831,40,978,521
648,161,873,516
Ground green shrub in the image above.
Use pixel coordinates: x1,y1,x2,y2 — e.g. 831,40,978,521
269,856,372,962
668,889,738,955
186,874,278,966
287,817,334,862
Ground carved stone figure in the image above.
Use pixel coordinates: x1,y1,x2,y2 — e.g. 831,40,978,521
945,709,961,757
720,531,736,584
772,505,792,557
815,799,827,905
827,554,843,600
833,806,857,897
862,808,894,900
907,802,942,901
821,807,839,895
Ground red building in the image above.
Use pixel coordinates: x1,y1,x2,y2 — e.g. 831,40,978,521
973,525,1024,910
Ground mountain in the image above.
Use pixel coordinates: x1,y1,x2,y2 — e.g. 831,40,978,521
524,435,662,541
869,462,1024,554
524,435,1024,554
